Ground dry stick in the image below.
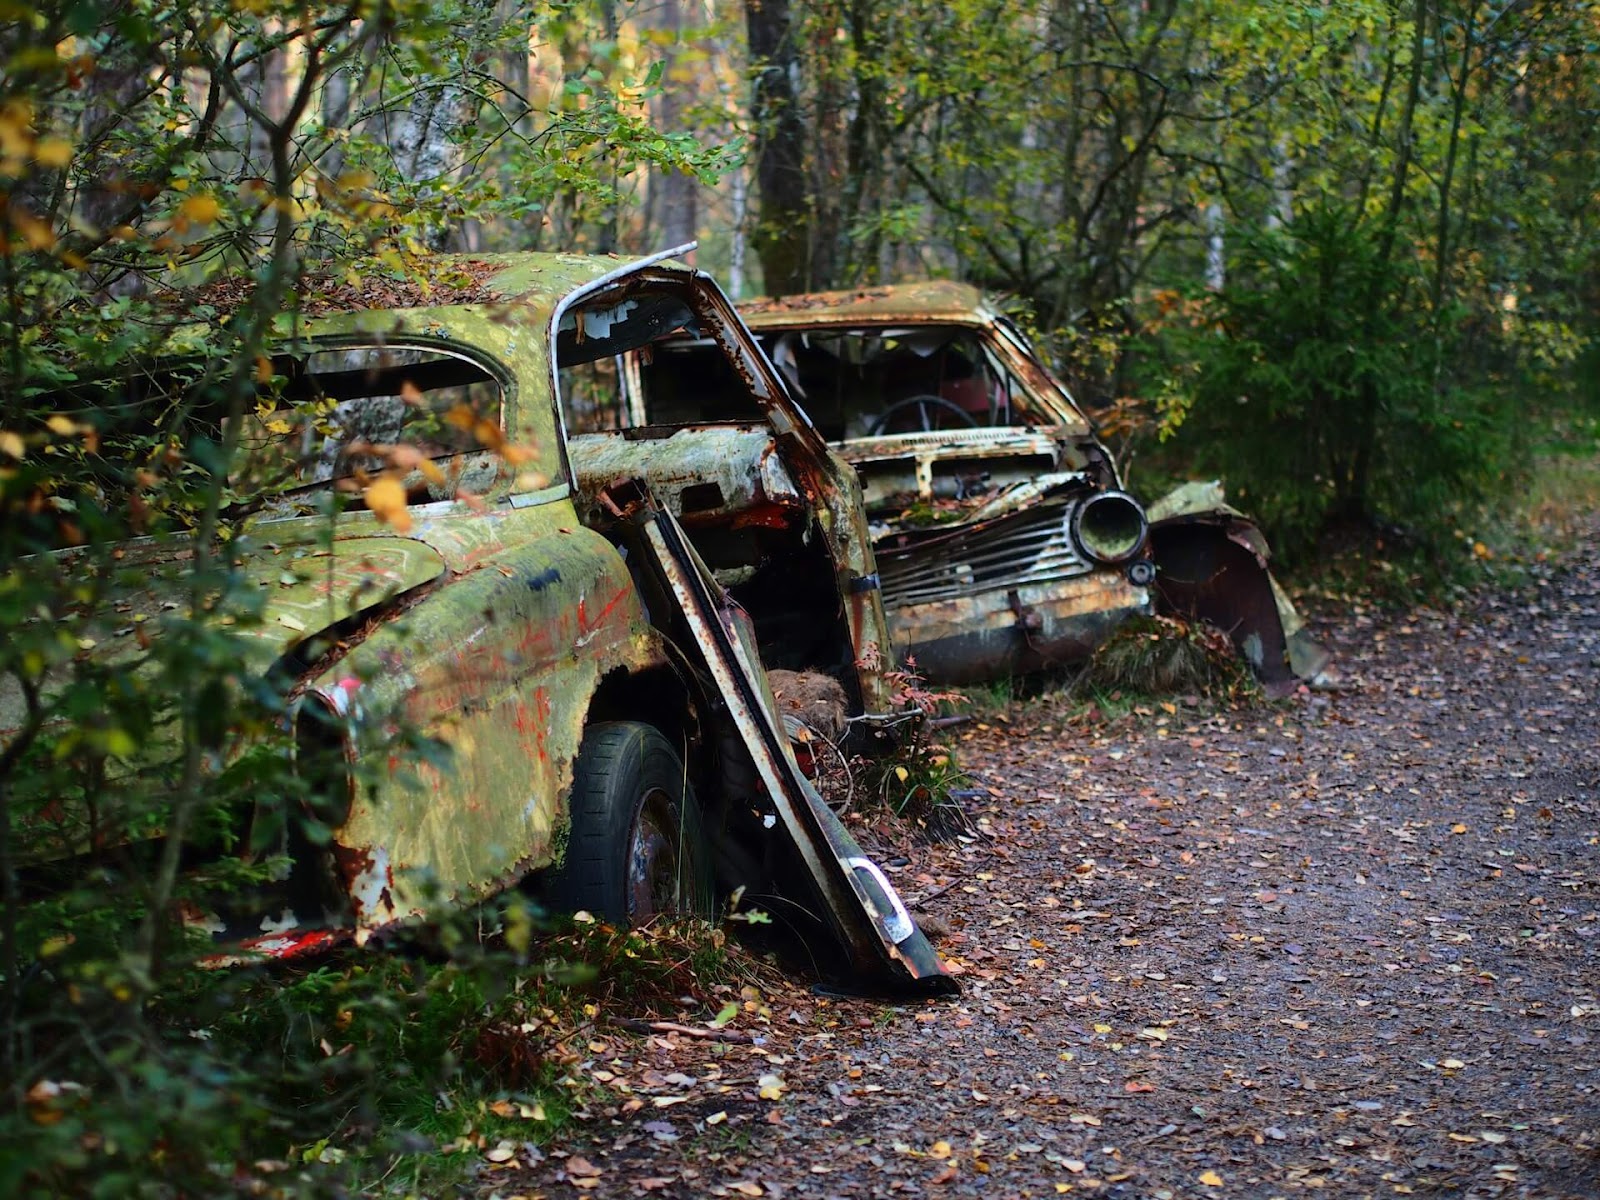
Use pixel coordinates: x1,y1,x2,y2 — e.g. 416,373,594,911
610,1018,758,1044
905,860,991,909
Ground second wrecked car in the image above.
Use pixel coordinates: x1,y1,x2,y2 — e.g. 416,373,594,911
602,281,1325,690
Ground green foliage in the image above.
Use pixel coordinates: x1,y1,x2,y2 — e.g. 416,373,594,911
1,904,743,1197
1143,208,1519,561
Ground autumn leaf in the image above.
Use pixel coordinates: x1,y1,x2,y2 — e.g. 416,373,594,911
33,138,72,168
10,208,55,250
1198,1169,1224,1187
363,475,411,531
178,194,221,225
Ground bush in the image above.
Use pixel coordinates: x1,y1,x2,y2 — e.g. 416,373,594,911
1144,207,1518,564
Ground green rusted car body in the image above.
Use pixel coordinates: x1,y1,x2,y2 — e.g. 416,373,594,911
6,250,951,993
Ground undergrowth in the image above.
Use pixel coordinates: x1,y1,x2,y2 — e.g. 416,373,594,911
8,906,752,1197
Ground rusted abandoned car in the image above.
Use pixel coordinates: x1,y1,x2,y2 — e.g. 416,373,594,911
7,251,949,993
605,281,1324,690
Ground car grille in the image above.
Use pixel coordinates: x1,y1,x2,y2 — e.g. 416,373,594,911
877,500,1094,608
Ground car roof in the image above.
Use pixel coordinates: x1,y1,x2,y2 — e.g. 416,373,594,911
737,280,1000,330
175,251,690,331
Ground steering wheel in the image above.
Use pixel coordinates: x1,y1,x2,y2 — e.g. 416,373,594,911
866,394,983,436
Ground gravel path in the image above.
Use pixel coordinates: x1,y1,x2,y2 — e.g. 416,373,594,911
491,546,1600,1200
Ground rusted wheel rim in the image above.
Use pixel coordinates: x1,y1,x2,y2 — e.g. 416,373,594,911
626,789,685,921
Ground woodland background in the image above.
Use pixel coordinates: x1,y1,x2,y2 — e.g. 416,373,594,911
4,0,1598,549
1,1,1597,1194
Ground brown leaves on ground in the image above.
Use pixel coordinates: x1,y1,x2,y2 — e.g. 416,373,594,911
489,527,1600,1198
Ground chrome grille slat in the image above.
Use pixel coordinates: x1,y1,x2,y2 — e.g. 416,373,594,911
878,501,1094,607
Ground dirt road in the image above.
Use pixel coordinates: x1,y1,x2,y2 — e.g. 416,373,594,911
493,550,1600,1199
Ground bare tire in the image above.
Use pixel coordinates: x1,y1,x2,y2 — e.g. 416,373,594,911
543,722,712,923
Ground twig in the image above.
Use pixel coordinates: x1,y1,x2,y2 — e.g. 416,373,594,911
905,861,990,908
609,1018,757,1044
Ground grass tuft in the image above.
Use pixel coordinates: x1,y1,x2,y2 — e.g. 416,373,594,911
1086,614,1256,701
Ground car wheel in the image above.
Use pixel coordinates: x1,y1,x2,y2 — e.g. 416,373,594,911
543,721,712,923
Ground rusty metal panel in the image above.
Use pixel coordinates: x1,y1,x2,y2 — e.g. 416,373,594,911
739,281,990,326
567,426,804,522
1147,481,1333,692
307,499,667,933
884,570,1150,685
623,489,954,995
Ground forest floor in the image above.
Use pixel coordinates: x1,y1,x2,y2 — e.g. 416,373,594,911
483,535,1600,1200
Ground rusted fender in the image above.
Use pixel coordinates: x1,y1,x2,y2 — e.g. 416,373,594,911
1147,482,1332,694
304,499,671,936
627,490,955,996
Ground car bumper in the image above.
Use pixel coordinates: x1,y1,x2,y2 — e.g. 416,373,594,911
885,571,1151,684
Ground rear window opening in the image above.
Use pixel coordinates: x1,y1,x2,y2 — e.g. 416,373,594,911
20,344,511,550
556,285,766,434
248,346,504,489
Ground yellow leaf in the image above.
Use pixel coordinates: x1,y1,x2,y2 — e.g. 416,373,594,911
363,475,411,532
757,1072,785,1101
45,415,76,436
894,766,910,783
1198,1170,1224,1187
929,1141,953,1159
0,431,23,459
33,138,72,167
11,209,55,250
178,194,221,225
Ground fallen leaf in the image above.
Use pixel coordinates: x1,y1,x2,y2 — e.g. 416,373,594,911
1198,1169,1224,1187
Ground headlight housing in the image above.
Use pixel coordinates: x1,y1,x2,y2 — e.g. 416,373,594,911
1071,490,1148,564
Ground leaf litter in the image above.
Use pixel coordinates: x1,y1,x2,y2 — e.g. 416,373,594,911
487,531,1600,1197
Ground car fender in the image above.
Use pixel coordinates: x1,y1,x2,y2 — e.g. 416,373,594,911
304,504,670,932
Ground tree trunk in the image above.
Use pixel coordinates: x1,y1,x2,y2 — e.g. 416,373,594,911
746,0,811,295
648,0,698,253
380,81,468,249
